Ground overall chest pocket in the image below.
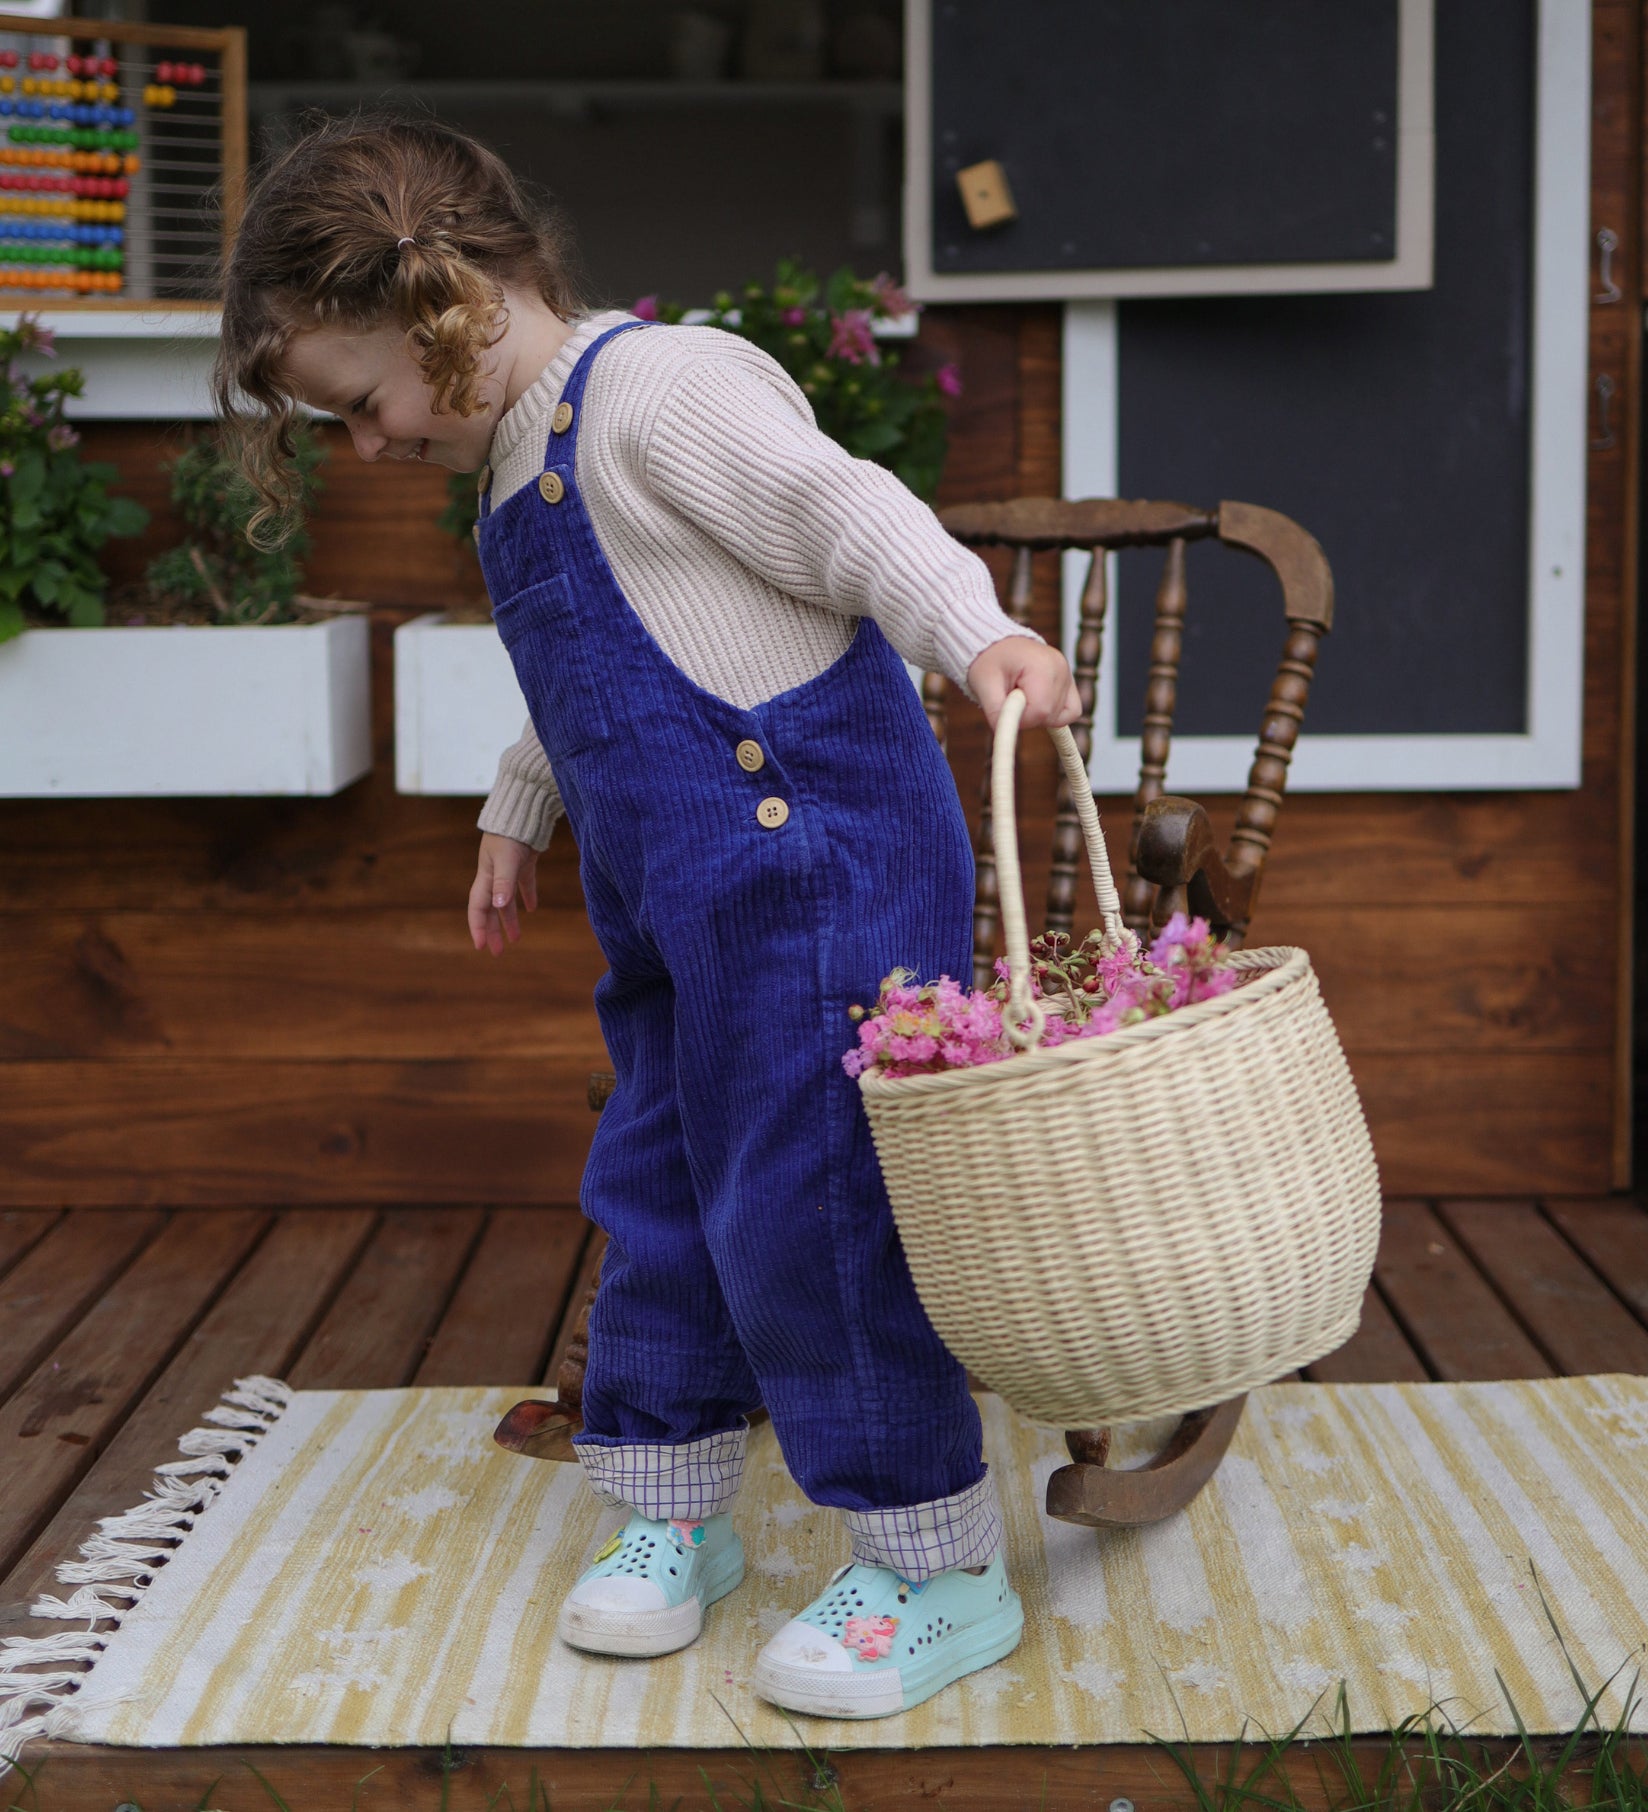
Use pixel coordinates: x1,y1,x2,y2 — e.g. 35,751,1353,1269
491,575,612,758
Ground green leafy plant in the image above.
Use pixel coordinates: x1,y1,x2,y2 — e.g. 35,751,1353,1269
438,261,959,558
653,260,957,502
141,424,326,625
0,313,149,642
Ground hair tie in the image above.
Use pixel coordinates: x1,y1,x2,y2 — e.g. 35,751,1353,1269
397,236,416,250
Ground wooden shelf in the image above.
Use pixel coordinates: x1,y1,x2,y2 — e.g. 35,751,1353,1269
247,76,902,116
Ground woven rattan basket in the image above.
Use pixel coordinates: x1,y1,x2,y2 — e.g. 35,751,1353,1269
858,690,1381,1428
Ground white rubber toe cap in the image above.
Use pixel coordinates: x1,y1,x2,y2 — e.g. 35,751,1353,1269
757,1619,853,1673
566,1575,668,1615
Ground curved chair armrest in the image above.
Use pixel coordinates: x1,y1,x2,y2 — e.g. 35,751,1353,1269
1135,796,1259,941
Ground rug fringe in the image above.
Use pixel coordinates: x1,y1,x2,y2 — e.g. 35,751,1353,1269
0,1374,293,1776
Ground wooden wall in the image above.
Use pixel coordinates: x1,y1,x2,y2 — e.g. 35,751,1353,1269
0,3,1637,1205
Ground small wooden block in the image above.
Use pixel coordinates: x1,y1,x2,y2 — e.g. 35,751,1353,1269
956,158,1017,230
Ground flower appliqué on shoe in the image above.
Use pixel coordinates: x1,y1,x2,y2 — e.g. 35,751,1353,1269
667,1519,707,1552
591,1531,623,1565
842,1614,898,1661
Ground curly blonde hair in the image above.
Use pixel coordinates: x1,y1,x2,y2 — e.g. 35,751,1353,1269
215,114,584,545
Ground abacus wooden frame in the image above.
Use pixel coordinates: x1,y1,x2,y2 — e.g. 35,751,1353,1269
0,10,246,310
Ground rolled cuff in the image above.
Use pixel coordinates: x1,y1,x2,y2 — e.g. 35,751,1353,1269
476,767,562,852
842,1469,1003,1581
572,1425,748,1519
932,602,1044,706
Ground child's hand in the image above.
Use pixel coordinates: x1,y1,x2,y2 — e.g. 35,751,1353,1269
966,637,1082,731
469,832,539,956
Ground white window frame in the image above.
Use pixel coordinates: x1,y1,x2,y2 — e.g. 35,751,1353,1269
907,0,1435,302
1065,0,1591,794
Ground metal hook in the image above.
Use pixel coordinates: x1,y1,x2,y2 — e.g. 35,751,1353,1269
1592,372,1617,450
1596,227,1622,304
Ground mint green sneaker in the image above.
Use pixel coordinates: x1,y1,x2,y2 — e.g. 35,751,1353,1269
751,1553,1022,1718
557,1512,744,1658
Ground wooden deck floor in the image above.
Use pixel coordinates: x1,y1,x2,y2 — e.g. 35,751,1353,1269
3,1197,1648,1809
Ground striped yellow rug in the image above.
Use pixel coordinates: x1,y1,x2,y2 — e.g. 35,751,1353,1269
4,1375,1647,1767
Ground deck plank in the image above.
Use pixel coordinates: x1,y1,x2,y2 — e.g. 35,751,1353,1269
1373,1199,1553,1380
0,1208,377,1632
1439,1200,1648,1375
1302,1283,1430,1383
287,1207,487,1390
0,1209,269,1585
415,1207,589,1388
0,1208,62,1283
1545,1196,1648,1327
17,1735,1440,1812
541,1225,606,1388
0,1210,165,1408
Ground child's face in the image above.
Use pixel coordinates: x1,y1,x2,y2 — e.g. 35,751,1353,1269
282,323,499,473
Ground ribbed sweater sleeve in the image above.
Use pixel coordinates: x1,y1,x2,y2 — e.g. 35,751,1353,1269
476,717,562,852
642,356,1037,691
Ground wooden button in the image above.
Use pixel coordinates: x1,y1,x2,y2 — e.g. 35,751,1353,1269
538,470,565,505
476,462,491,496
551,400,574,433
735,739,765,772
756,796,789,829
471,523,481,545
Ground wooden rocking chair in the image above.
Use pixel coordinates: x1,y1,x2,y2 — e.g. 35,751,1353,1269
496,496,1334,1534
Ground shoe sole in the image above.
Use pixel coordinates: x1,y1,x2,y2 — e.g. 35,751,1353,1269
752,1596,1024,1718
557,1546,745,1659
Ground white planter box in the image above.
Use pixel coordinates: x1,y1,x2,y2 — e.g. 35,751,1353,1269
394,611,525,795
0,615,372,796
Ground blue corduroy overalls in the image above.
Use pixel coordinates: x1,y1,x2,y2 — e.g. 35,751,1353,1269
477,322,995,1569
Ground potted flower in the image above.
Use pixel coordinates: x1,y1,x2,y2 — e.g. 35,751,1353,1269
0,320,372,797
1,314,149,639
393,263,958,795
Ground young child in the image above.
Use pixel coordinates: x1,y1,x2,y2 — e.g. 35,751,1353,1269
217,116,1079,1720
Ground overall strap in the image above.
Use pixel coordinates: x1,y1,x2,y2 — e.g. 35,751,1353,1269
478,319,653,520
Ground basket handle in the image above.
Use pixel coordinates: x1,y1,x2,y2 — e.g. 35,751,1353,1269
992,687,1128,1050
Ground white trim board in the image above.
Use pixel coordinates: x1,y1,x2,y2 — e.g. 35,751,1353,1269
0,307,910,421
1062,0,1590,795
7,308,221,418
906,0,1434,303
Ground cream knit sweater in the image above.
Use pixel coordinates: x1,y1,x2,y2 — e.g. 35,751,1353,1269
475,310,1038,850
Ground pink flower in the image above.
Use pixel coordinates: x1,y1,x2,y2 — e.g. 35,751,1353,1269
46,422,79,452
0,460,13,479
869,272,917,319
631,295,660,321
1149,913,1212,961
827,309,880,366
1192,967,1239,1002
780,306,807,326
844,931,1240,1079
842,1614,898,1661
935,362,963,398
16,314,55,357
1096,935,1143,993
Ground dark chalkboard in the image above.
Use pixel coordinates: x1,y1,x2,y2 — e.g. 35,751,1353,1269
930,0,1400,276
1114,0,1533,738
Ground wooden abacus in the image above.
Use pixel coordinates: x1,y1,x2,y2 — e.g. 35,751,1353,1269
0,11,245,307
